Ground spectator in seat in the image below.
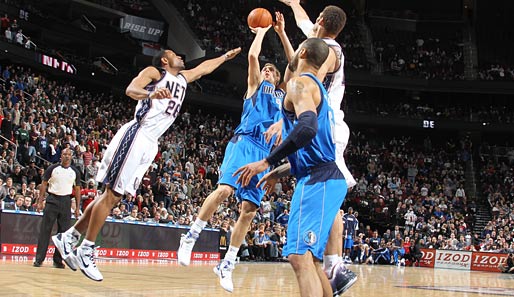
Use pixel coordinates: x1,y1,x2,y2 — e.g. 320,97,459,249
21,196,35,211
4,27,12,43
276,208,289,227
499,253,514,273
5,195,24,210
15,29,23,45
411,238,424,267
125,208,139,221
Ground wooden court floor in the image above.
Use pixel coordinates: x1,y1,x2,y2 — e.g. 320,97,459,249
1,255,514,296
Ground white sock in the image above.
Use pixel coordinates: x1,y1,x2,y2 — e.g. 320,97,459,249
81,239,95,247
323,254,339,276
224,245,239,264
65,226,81,238
188,218,207,239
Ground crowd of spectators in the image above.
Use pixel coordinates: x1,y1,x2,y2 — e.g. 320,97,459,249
477,151,514,255
1,11,35,50
347,89,514,124
478,65,514,81
1,58,513,265
337,131,485,266
373,32,465,80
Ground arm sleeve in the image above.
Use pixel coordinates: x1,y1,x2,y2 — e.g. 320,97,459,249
42,164,58,181
73,166,82,185
266,111,317,166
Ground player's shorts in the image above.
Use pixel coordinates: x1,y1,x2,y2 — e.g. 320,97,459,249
283,162,347,260
96,120,158,196
344,237,354,249
218,134,269,207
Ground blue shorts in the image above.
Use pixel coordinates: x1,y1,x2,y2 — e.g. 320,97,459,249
218,135,269,207
344,237,354,249
283,162,347,260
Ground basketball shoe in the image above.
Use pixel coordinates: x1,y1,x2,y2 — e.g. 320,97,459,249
329,262,357,296
213,260,235,293
71,244,103,281
177,233,197,266
52,233,79,271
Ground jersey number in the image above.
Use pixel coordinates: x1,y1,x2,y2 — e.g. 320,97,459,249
165,100,181,118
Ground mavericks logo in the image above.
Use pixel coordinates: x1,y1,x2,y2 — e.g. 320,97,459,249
303,231,317,246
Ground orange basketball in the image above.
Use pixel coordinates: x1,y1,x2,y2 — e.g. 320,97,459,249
247,8,272,28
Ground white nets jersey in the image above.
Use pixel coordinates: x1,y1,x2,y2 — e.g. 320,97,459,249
322,38,345,116
135,68,188,141
298,20,356,188
96,68,188,196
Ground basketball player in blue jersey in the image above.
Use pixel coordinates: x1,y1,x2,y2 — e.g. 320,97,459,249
51,47,241,281
271,2,357,295
177,26,284,293
235,38,346,297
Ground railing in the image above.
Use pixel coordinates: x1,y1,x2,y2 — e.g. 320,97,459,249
0,134,17,164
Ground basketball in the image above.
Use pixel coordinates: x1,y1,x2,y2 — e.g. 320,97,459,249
247,8,272,28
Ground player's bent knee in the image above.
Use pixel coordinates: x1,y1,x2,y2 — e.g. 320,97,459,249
215,185,233,201
288,253,314,271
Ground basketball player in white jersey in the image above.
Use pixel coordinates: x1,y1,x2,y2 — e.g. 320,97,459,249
271,1,357,295
52,47,241,281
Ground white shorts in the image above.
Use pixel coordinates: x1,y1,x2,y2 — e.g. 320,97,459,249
96,120,158,196
333,110,356,188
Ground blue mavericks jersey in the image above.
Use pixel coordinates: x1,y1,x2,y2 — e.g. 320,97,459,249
343,213,358,236
234,81,283,151
282,73,336,177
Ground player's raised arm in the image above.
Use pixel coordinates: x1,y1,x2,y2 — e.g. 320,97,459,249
279,0,314,37
125,66,167,100
180,47,241,83
247,26,272,96
274,12,295,63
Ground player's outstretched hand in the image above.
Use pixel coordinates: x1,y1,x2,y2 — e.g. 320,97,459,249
256,170,280,195
263,119,283,145
249,25,272,34
273,12,285,34
233,159,270,187
224,47,242,61
149,87,172,99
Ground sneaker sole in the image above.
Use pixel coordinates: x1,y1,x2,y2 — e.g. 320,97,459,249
178,257,190,266
213,264,234,293
79,268,103,282
213,266,220,276
334,275,357,296
51,235,77,271
177,251,191,266
64,257,78,271
70,252,103,281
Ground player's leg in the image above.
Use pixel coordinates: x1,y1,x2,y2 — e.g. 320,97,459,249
179,137,256,266
75,122,153,281
323,212,342,275
178,184,234,266
289,252,327,297
68,187,120,281
214,200,258,292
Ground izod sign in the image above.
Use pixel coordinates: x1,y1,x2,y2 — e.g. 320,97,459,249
38,54,76,74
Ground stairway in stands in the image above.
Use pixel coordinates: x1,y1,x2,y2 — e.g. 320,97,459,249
469,154,492,235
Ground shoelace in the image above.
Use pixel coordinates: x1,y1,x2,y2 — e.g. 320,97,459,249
85,246,98,268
